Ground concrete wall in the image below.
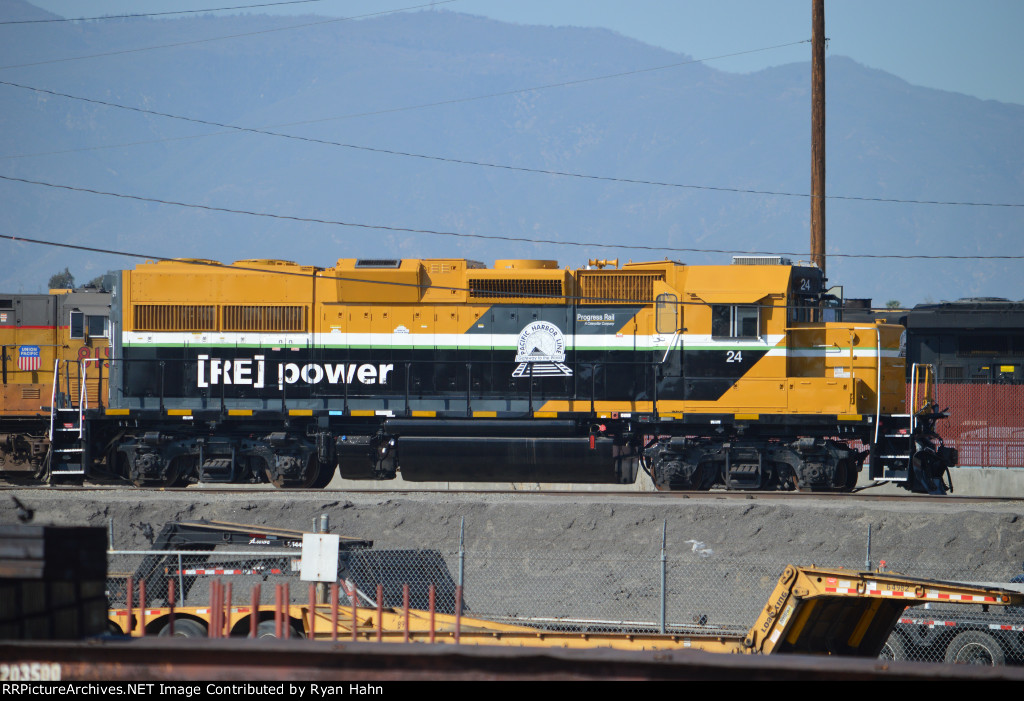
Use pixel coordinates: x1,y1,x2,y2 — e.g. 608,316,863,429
858,467,1024,498
332,466,1024,497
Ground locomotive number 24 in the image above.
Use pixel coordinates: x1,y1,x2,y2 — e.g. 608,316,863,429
726,350,743,363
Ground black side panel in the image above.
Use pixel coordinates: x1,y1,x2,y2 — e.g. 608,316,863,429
119,347,674,405
683,349,769,401
398,436,636,483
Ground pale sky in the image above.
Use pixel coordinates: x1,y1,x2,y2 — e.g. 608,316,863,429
21,0,1024,106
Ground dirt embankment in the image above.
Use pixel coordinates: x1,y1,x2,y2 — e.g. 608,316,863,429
4,490,1021,579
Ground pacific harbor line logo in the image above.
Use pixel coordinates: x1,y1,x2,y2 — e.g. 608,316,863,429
512,321,573,378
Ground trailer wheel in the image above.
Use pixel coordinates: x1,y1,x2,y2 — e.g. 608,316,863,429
944,630,1005,665
256,620,303,638
879,632,908,661
158,618,207,638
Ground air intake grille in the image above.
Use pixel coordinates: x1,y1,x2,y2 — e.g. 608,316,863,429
468,278,563,300
133,305,216,332
355,259,400,268
731,256,792,266
223,305,306,332
578,272,663,304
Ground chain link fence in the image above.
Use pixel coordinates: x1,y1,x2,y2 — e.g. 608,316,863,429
107,526,1024,666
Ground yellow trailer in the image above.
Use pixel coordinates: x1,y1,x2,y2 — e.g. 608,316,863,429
109,564,1024,658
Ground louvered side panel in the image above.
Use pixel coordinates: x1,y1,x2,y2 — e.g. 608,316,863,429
578,272,663,304
222,305,306,332
133,305,217,331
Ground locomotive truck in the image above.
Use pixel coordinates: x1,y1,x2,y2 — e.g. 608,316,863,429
0,255,955,492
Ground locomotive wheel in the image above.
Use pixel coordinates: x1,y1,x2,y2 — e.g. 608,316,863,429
267,456,334,489
656,462,697,490
163,456,193,488
264,467,286,489
131,457,184,488
831,460,849,492
295,456,328,488
306,458,336,488
843,460,860,492
30,451,49,483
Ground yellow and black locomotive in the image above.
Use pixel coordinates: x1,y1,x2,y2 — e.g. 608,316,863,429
0,256,955,492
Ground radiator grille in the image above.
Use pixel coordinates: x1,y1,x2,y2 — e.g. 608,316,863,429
133,305,216,332
578,272,663,304
223,306,306,332
468,278,563,300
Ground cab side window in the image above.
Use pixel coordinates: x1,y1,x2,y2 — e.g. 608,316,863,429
70,311,109,339
655,293,678,334
711,305,759,338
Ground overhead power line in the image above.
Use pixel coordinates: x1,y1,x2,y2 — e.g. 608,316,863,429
2,173,1022,260
0,231,698,305
0,0,461,69
257,40,815,122
0,0,330,25
3,77,1022,209
2,233,1018,312
0,40,812,158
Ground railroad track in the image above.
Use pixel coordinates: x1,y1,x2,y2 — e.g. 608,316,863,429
2,482,1020,505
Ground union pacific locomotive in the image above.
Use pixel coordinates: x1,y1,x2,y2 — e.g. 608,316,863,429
0,256,955,493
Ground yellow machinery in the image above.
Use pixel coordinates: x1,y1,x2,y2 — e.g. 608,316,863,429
109,565,1023,658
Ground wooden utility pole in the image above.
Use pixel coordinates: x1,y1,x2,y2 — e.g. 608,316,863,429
810,0,826,276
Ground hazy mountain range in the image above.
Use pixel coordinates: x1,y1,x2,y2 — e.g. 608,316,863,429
1,0,1022,306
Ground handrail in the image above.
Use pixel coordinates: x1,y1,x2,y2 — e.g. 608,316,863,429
875,327,882,445
659,329,681,364
80,357,102,438
48,358,59,441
